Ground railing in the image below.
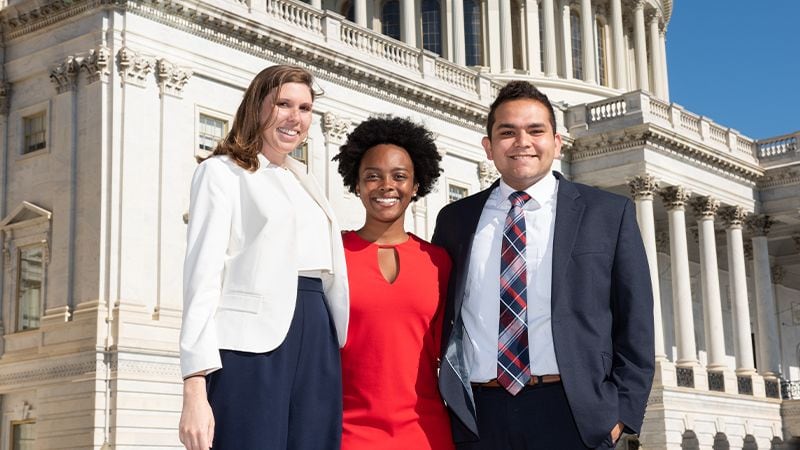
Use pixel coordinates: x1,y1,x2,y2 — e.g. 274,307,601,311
709,123,727,145
266,0,322,34
648,97,670,121
588,98,627,122
434,59,479,95
679,111,701,134
782,379,800,400
757,132,799,159
340,23,420,72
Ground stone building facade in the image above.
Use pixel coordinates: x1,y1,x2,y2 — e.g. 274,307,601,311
0,0,797,448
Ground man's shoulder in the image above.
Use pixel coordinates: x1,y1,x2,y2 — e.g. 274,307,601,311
558,175,630,207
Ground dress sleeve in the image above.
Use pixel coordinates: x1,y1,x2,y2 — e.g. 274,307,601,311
179,159,233,378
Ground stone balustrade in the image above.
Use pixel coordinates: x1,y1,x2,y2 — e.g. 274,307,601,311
757,131,799,161
265,0,502,103
568,90,760,165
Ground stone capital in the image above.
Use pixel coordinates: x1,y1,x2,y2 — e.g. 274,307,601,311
745,214,774,237
50,56,80,93
659,185,691,210
743,239,753,260
690,196,720,220
628,174,658,200
771,265,785,285
321,112,350,142
479,160,500,190
719,205,748,229
81,46,111,83
156,58,193,98
117,47,156,88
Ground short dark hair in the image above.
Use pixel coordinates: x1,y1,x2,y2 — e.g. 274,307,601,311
333,116,442,201
486,81,557,138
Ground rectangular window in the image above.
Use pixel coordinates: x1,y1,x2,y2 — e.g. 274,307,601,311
11,420,35,450
291,142,308,166
448,184,468,203
16,246,43,331
23,113,46,154
198,114,228,154
596,20,608,86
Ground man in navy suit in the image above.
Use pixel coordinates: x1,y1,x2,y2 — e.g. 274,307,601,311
432,81,654,449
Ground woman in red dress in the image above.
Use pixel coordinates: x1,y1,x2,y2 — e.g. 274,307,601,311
333,116,454,450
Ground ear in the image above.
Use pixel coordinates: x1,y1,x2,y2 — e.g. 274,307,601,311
553,133,563,160
481,136,493,160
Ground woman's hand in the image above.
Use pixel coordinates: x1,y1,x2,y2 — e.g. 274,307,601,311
179,376,214,450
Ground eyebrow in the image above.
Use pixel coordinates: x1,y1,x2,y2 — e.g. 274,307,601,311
495,122,547,130
361,166,411,172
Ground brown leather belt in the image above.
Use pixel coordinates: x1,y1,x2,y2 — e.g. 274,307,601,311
472,374,561,388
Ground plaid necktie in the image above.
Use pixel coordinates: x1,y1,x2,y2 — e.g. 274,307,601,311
498,190,532,395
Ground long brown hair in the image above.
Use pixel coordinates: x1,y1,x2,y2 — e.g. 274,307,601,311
209,65,316,171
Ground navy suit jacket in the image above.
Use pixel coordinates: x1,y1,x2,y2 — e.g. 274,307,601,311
431,172,655,448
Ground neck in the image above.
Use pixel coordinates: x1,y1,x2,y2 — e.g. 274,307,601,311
357,218,408,245
261,148,287,167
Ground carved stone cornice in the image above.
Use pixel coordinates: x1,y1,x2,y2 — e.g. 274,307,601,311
50,56,80,93
628,174,658,200
659,185,691,210
116,47,156,88
745,214,774,237
478,160,500,190
321,112,350,142
155,58,192,97
758,167,800,189
689,196,719,220
719,205,747,229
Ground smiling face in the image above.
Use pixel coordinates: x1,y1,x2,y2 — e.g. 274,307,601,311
482,98,562,191
356,144,418,229
259,82,313,165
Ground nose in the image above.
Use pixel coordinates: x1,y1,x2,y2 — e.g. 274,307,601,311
514,133,530,148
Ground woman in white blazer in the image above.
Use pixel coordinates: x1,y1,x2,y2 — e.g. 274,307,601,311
178,65,349,450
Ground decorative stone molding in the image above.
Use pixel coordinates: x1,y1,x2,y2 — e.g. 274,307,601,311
745,214,774,237
117,47,156,88
155,58,192,97
659,185,691,210
628,174,658,200
321,112,350,142
50,56,80,93
719,205,748,229
0,82,9,115
690,196,720,220
478,160,500,190
743,240,753,260
81,46,111,83
689,227,699,244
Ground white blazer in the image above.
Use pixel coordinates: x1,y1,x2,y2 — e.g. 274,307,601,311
179,153,349,378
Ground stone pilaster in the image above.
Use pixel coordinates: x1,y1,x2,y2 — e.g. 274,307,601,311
747,214,780,379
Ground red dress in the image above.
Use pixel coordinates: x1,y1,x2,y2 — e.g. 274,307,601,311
341,231,454,450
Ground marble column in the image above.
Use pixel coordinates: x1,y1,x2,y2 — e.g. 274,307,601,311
609,0,626,89
720,206,756,375
659,26,670,100
355,0,367,27
486,0,501,71
542,0,558,76
560,0,573,78
453,0,466,65
690,196,726,371
632,0,649,91
659,186,698,367
747,214,780,378
499,0,514,72
649,12,665,99
629,175,665,361
579,0,596,83
401,0,416,47
525,0,542,75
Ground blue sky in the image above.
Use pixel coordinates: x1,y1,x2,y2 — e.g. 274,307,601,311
666,2,799,140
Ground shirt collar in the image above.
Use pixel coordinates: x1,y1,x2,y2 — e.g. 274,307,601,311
496,172,557,209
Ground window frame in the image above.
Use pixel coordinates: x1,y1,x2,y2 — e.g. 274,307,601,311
15,101,51,160
15,244,45,332
195,107,231,161
10,419,35,450
446,180,470,203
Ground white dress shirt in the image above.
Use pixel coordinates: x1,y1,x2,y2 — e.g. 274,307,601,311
463,174,559,381
270,164,332,274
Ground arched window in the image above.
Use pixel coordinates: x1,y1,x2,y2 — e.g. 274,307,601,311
511,0,523,69
382,0,400,40
464,0,482,66
421,0,442,55
596,18,609,86
570,10,583,79
342,1,355,22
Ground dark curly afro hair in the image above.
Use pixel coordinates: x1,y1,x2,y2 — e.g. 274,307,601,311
333,116,442,201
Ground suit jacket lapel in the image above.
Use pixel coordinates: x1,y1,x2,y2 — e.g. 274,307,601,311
551,173,585,309
286,157,340,228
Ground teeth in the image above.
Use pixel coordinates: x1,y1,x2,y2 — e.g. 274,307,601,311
375,198,399,205
278,128,298,136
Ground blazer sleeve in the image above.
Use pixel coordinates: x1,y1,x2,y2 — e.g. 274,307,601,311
610,199,655,434
179,159,234,378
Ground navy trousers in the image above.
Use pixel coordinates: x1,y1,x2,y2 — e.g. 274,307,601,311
456,382,615,450
206,277,342,450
